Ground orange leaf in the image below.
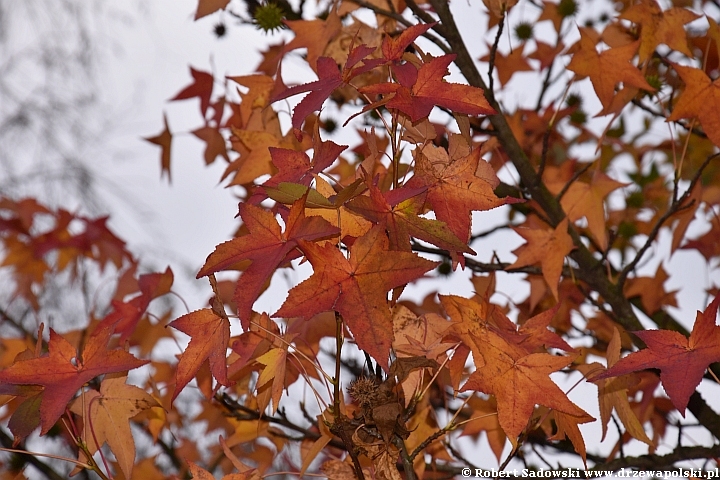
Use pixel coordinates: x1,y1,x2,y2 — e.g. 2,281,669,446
361,54,496,122
256,346,290,414
192,126,229,165
274,226,438,368
169,308,232,402
194,0,230,19
620,0,699,63
667,63,720,148
70,375,160,479
479,45,533,86
284,10,342,74
346,182,474,256
567,28,655,110
509,218,575,300
461,332,591,442
559,170,627,250
581,329,653,446
406,145,522,244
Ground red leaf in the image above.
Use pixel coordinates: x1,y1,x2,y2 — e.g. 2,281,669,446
145,114,172,181
0,326,148,435
382,23,436,62
272,45,377,129
197,198,340,328
361,54,496,122
594,292,720,414
346,182,474,256
171,67,214,117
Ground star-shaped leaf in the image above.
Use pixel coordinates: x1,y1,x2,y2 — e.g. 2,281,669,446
0,325,148,435
274,226,438,368
594,292,720,414
168,308,232,402
567,28,655,110
461,331,591,442
171,67,214,117
346,182,474,256
70,375,160,479
559,170,627,250
581,328,653,446
360,54,496,122
620,0,699,62
667,63,720,148
509,218,575,300
406,145,522,244
198,197,340,327
284,10,342,74
144,114,172,181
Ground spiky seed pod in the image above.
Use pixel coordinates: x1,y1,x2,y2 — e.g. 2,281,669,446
557,0,578,17
253,3,285,33
347,376,379,409
514,22,534,41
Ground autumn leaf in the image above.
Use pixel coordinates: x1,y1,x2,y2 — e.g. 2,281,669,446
594,292,720,414
346,181,474,256
567,28,655,110
192,125,229,165
283,10,342,74
273,45,377,129
169,308,232,402
405,145,522,244
516,304,574,353
144,113,172,181
224,126,301,186
274,226,438,368
0,325,148,435
550,410,595,467
171,66,214,117
509,218,575,300
188,461,255,480
304,176,373,242
558,170,627,250
274,57,343,130
256,345,291,414
360,54,496,122
624,264,678,314
667,63,720,148
381,23,435,62
479,44,533,86
70,375,160,479
194,0,230,19
197,197,340,327
98,266,174,341
460,396,507,462
620,0,699,63
580,328,653,446
251,135,347,203
461,331,591,442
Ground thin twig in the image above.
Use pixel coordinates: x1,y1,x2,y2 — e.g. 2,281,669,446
555,160,595,203
487,10,506,98
618,152,720,287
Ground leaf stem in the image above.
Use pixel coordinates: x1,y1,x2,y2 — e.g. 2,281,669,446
333,310,344,417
